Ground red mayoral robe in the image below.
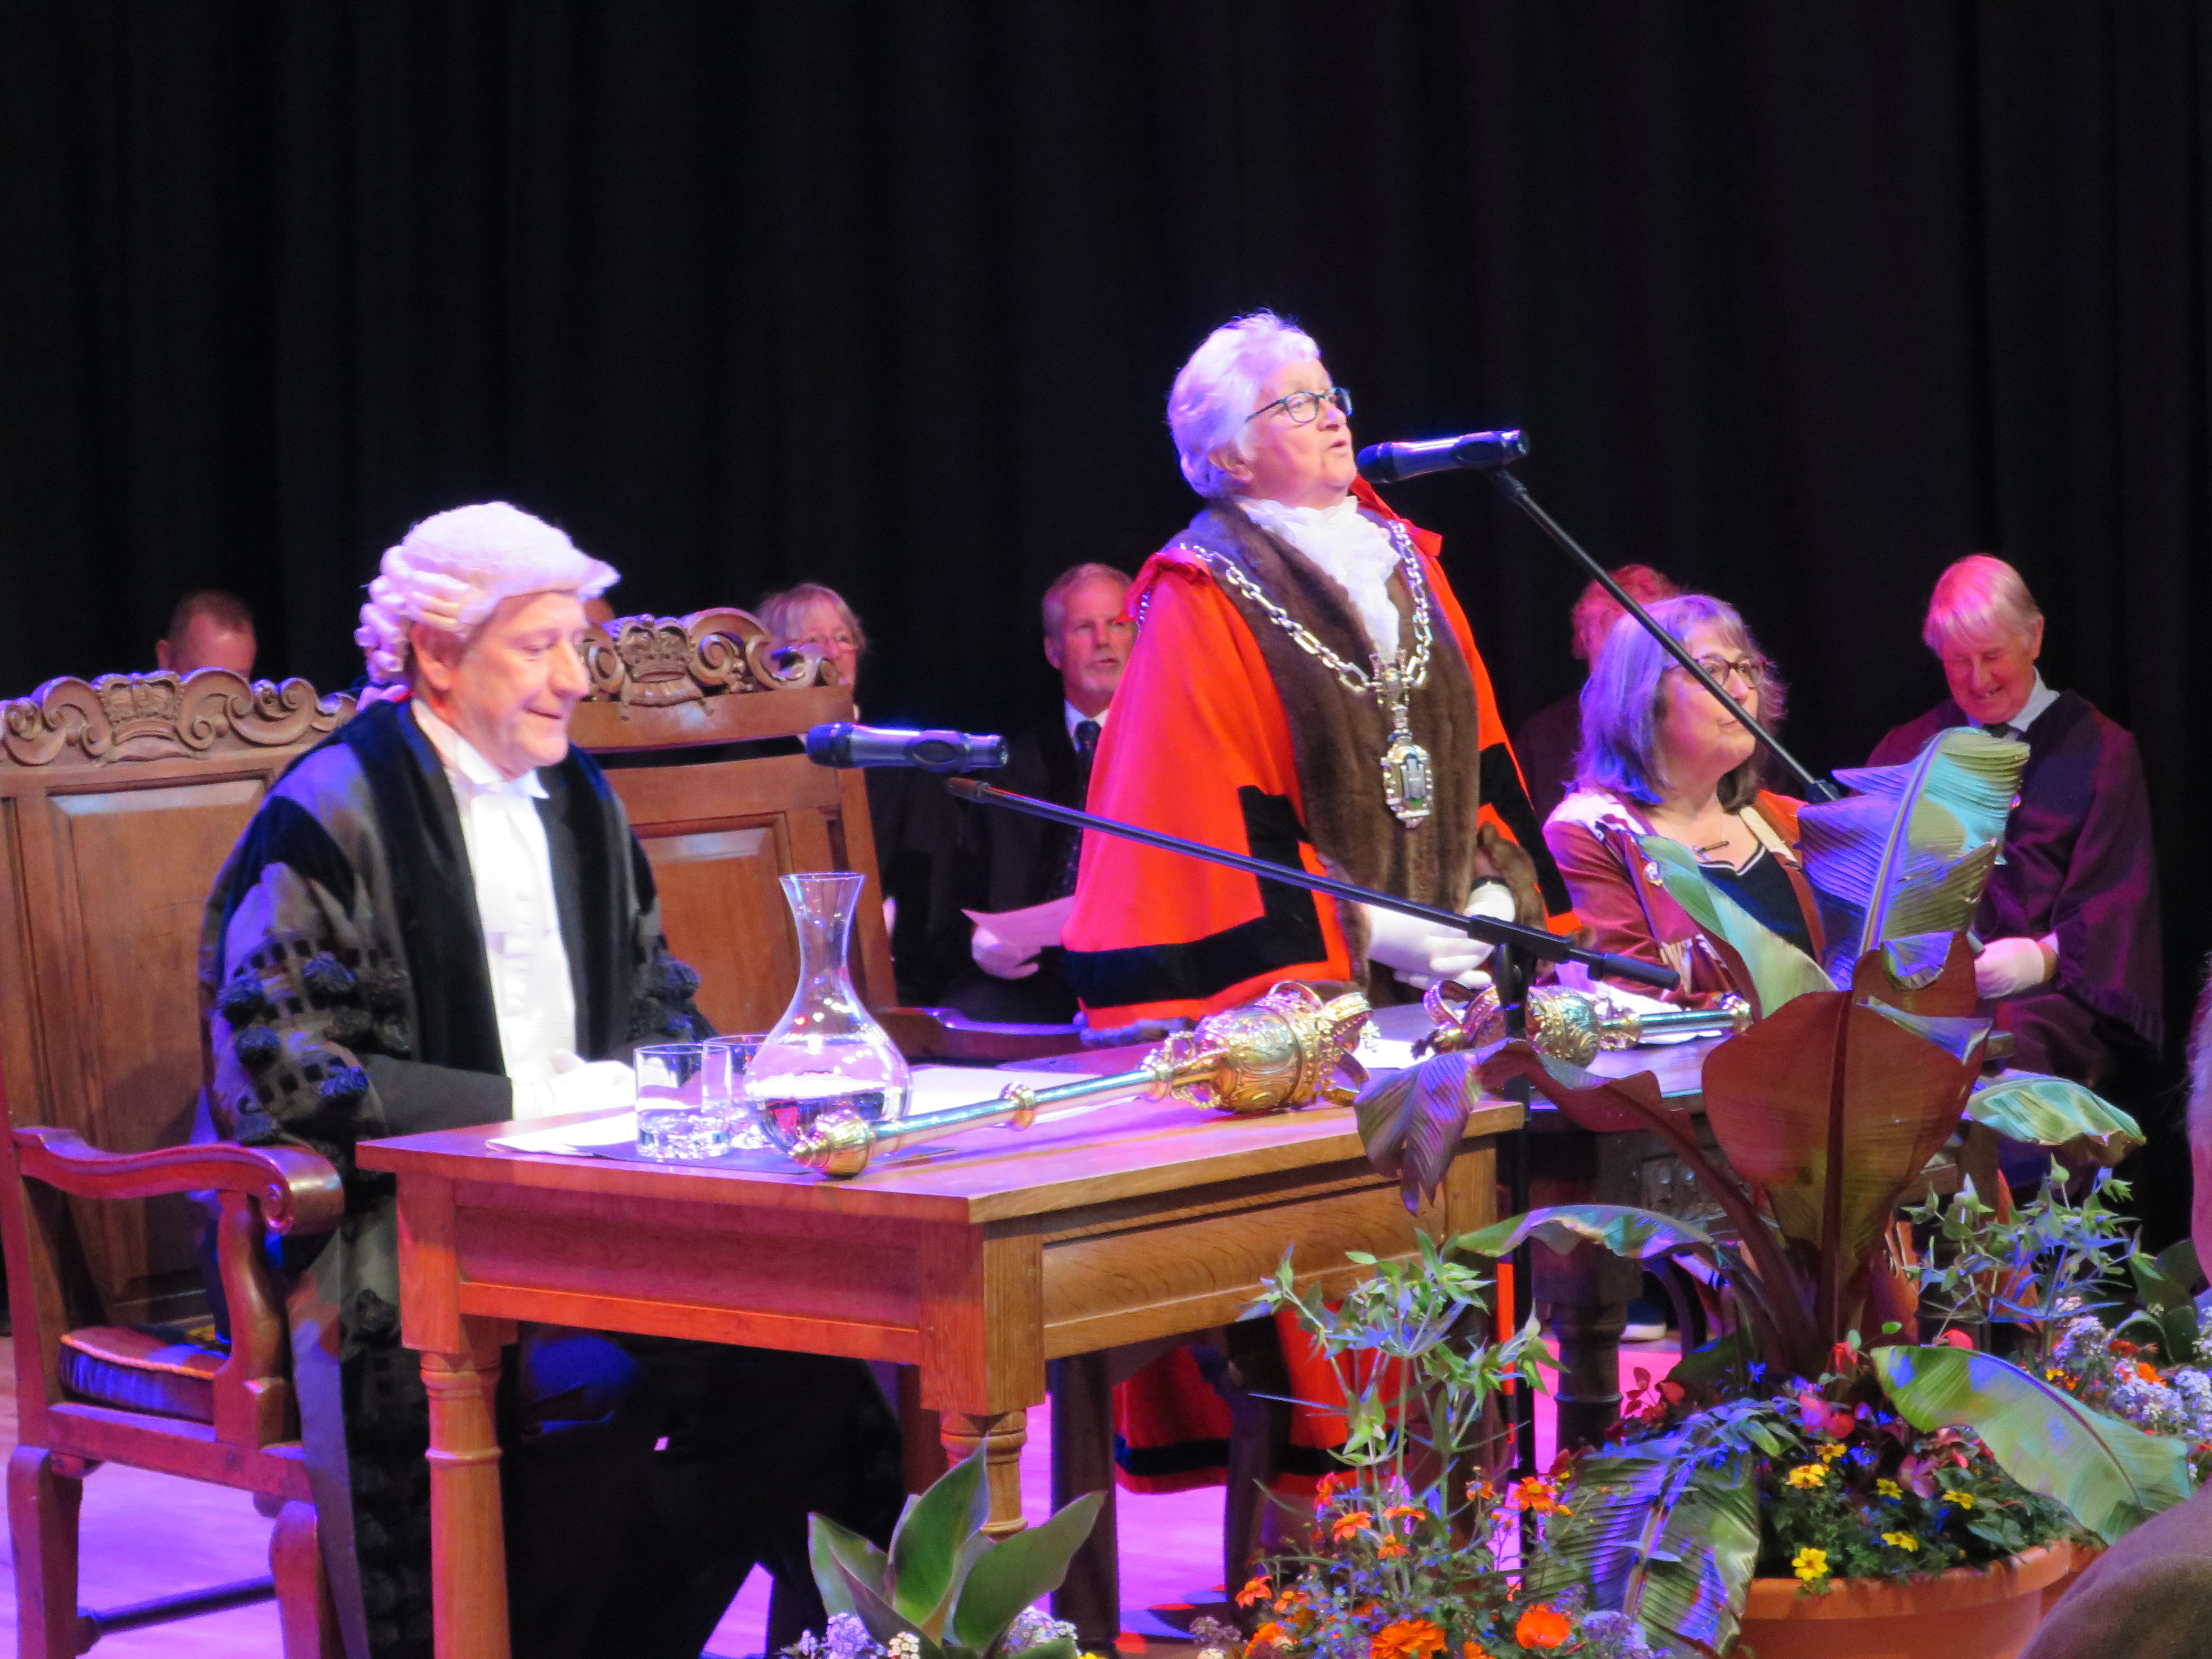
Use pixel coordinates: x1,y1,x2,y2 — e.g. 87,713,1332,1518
1062,477,1575,1032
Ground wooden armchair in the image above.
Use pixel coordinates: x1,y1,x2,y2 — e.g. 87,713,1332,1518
0,670,357,1655
3,1127,343,1657
575,609,1083,1062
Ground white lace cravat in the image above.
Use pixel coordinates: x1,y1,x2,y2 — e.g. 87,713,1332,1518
1237,494,1405,660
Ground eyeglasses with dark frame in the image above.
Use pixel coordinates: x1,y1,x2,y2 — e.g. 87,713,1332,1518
1244,385,1354,426
1668,653,1765,689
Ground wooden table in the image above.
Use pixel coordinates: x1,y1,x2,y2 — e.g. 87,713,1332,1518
357,1084,1519,1659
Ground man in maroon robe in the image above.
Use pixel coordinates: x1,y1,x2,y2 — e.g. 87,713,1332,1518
1870,555,2161,1089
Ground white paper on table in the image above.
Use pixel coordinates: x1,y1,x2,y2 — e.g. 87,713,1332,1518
959,896,1074,958
486,1065,1110,1156
489,1110,637,1155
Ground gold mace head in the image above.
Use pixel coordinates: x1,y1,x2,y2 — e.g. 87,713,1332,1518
1151,980,1371,1114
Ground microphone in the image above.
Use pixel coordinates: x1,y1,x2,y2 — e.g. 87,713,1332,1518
1357,429,1529,483
804,722,1009,773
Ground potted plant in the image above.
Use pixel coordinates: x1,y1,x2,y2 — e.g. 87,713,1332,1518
1353,727,2190,1656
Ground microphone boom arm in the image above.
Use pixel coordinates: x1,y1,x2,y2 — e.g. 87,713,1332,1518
1485,470,1840,803
943,776,1679,990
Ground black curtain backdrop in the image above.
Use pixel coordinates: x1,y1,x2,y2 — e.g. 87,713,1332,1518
4,3,2208,1215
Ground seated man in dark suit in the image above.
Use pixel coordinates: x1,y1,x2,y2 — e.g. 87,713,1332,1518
943,561,1133,1023
2021,967,2212,1658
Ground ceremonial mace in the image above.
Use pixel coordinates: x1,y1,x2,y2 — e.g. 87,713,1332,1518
770,981,1370,1177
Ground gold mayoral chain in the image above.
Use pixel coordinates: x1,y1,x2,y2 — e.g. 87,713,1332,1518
1182,521,1438,828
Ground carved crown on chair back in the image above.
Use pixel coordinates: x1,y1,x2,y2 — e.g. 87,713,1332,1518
0,671,357,768
583,607,825,708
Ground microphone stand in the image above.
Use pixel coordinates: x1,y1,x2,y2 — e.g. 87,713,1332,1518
1484,468,1841,803
941,778,1679,989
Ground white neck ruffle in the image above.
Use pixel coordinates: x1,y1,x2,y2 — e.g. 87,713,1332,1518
1237,494,1404,660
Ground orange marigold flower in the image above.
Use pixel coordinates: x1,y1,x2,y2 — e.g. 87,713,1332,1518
1247,1623,1286,1656
1509,1478,1569,1516
1382,1503,1425,1524
1331,1509,1376,1541
1375,1536,1410,1560
1513,1605,1573,1650
2140,1361,2163,1383
1369,1618,1447,1659
1274,1590,1312,1614
1235,1578,1273,1609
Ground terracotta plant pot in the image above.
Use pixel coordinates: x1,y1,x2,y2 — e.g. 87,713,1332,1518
1733,1543,2070,1659
2037,1537,2100,1616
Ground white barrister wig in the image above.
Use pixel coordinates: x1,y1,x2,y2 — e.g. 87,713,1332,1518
353,502,618,688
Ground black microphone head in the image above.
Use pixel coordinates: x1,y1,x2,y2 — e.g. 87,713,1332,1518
1358,429,1530,484
803,723,855,766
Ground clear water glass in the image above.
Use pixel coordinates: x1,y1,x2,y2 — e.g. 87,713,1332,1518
705,1034,772,1150
634,1042,731,1160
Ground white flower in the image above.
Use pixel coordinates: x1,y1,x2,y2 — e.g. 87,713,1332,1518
1003,1608,1081,1653
888,1634,922,1659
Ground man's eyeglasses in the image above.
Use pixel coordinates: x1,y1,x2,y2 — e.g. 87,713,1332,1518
1245,385,1354,426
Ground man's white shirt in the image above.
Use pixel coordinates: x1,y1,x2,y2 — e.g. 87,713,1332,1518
411,701,577,1111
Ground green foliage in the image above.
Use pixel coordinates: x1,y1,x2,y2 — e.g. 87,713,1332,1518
1872,1344,2198,1543
1902,1166,2137,1342
1251,1228,1547,1514
1801,726,2030,984
806,1445,1101,1659
1638,834,1837,1016
1963,1073,2145,1167
1525,1399,1776,1657
1455,1204,1714,1265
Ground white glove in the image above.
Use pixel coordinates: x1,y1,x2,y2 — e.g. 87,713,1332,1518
1974,936,2056,999
1363,882,1515,991
971,922,1041,980
510,1049,637,1121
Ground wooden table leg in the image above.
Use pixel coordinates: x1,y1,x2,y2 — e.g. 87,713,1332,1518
421,1317,510,1659
1048,1355,1120,1646
1533,1240,1637,1454
940,1409,1029,1537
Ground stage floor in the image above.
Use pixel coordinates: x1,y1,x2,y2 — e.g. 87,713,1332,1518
0,1340,1679,1656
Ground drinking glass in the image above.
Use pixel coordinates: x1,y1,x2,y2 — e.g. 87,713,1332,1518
634,1042,731,1160
704,1034,771,1150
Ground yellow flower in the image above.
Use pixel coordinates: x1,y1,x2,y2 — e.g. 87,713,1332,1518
1943,1489,1976,1509
1786,1463,1829,1489
1818,1441,1848,1463
1876,1479,1903,1500
1793,1547,1829,1582
1883,1531,1921,1551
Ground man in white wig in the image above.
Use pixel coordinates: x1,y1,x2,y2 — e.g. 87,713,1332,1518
201,503,902,1659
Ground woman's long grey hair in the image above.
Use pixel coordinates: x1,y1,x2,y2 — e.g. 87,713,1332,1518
1574,593,1785,811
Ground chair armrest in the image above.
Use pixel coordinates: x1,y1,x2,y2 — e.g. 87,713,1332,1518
13,1128,343,1237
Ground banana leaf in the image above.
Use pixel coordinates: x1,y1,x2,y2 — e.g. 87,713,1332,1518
1354,1048,1485,1212
946,1492,1104,1652
1524,1406,1767,1656
1700,985,1983,1339
1872,1344,2197,1542
1639,834,1837,1017
1799,727,2027,984
1964,1073,2145,1167
1457,1204,1714,1263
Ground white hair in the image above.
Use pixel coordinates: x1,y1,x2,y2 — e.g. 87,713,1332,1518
1167,311,1322,498
1922,553,2042,653
354,502,616,688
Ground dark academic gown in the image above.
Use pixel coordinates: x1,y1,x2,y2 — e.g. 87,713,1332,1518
1513,691,1584,827
1869,691,2162,1086
940,712,1091,1024
201,700,901,1659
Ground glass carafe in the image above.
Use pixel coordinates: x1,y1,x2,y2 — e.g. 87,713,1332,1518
739,872,912,1154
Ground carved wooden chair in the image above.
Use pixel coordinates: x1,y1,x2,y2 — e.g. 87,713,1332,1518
575,608,1083,1063
0,670,354,1656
